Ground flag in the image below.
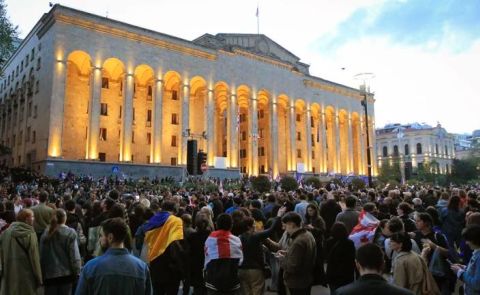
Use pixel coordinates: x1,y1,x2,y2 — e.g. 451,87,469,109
204,230,243,268
144,212,184,262
349,210,379,248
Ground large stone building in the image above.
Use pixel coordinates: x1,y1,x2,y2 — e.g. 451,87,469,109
376,123,455,178
0,5,376,178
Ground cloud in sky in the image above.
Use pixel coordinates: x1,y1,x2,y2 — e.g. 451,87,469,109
316,0,480,53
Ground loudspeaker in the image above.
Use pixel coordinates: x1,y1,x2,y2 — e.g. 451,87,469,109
187,140,198,175
197,150,207,175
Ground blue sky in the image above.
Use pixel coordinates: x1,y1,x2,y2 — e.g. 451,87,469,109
5,0,480,134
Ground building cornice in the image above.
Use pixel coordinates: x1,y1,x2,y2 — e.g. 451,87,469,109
303,79,375,103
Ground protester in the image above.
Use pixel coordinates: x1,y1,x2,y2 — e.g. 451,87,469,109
75,218,152,294
0,209,42,295
40,208,82,295
335,196,359,234
31,191,54,239
451,225,480,295
336,243,414,295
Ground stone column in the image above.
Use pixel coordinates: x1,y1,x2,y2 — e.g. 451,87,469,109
152,78,163,163
371,120,377,175
180,83,190,165
121,73,134,161
229,93,238,168
249,95,259,175
335,108,341,173
48,59,67,158
207,89,215,166
270,98,279,177
321,109,327,173
86,65,102,160
305,105,313,172
289,103,296,172
347,112,354,173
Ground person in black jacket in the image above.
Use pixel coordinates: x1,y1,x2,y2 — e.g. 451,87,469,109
326,222,356,294
239,215,280,295
336,243,413,295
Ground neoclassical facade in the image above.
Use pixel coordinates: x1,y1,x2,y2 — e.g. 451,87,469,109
0,5,377,178
376,123,455,175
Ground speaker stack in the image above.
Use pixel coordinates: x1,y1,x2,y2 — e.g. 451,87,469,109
187,140,198,175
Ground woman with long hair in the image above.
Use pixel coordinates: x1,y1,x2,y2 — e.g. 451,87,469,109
441,195,465,250
40,208,82,295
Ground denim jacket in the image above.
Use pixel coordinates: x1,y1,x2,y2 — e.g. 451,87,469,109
458,249,480,295
75,248,152,295
40,225,82,280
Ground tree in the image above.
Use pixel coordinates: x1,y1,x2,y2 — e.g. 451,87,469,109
305,176,321,189
280,176,298,192
251,175,271,193
451,158,479,184
0,0,18,71
377,159,401,184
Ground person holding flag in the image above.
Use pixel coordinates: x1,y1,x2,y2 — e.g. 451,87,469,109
349,203,380,248
142,200,185,295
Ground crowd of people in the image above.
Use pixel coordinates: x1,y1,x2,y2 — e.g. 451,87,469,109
0,168,479,295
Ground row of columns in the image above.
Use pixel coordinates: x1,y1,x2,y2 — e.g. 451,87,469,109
49,59,375,177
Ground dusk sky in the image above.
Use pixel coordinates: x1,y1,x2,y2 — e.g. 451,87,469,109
5,0,480,134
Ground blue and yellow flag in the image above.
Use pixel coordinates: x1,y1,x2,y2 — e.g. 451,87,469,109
144,212,183,262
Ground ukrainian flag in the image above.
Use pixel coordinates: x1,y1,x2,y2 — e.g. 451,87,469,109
143,211,183,262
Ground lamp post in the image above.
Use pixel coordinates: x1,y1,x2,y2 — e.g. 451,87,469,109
354,73,375,188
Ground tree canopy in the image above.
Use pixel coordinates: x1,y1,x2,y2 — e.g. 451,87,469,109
0,0,18,71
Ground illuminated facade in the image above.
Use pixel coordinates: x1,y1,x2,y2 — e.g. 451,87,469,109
376,123,455,175
0,5,377,178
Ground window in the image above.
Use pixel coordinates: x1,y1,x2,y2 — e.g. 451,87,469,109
102,77,109,89
147,132,151,145
171,113,179,125
36,57,41,70
393,145,399,156
132,108,135,121
119,106,122,118
445,145,448,156
296,114,301,122
18,131,22,145
258,146,265,156
16,65,19,76
257,109,264,119
26,55,29,65
171,90,178,100
311,134,315,146
147,85,152,99
21,61,23,72
311,116,314,127
146,155,150,163
171,135,177,147
259,128,264,139
416,143,422,154
99,153,106,162
99,128,107,141
382,146,388,157
435,144,439,155
312,150,315,159
241,131,246,141
405,144,410,155
132,131,135,143
31,48,34,60
297,132,301,141
146,110,152,126
131,154,134,162
35,80,39,93
240,149,247,158
260,165,265,174
26,127,30,142
171,157,177,165
297,149,302,158
100,103,108,116
32,131,36,143
240,113,246,122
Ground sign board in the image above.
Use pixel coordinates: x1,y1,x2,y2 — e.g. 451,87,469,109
296,163,305,173
112,166,120,173
214,157,227,169
201,163,208,172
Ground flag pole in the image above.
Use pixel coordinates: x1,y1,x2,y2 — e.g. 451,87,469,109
256,4,260,35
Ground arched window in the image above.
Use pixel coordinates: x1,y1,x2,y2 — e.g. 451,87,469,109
416,143,422,154
445,145,448,156
382,146,388,157
393,145,399,156
404,144,409,155
435,144,439,155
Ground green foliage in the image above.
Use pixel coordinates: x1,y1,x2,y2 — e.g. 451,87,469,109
350,177,366,191
280,176,298,192
305,176,321,189
251,175,271,193
0,0,18,71
450,158,479,184
377,160,401,183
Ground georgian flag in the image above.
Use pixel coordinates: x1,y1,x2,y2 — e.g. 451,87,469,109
204,230,243,268
349,210,379,248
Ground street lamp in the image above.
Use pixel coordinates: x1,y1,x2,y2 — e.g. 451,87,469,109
354,73,375,188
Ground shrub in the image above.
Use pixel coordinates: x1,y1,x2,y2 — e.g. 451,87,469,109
251,175,271,193
350,177,366,191
280,176,298,192
305,176,321,189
